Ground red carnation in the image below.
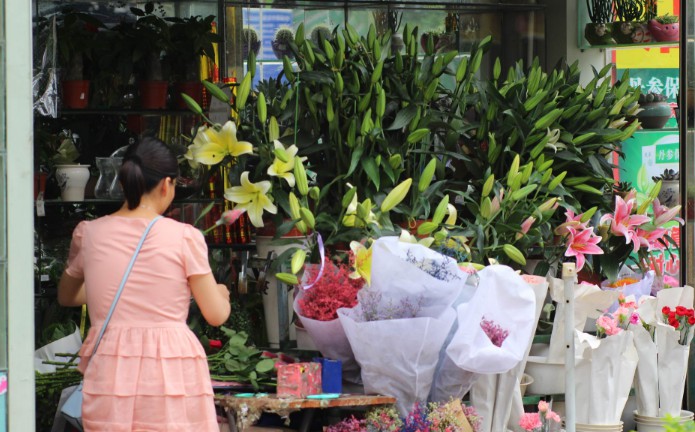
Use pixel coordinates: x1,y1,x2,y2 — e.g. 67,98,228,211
688,309,695,317
669,312,677,321
671,320,680,329
663,306,671,315
688,317,695,326
676,306,687,316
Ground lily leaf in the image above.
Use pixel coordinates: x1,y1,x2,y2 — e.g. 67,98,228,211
362,157,380,190
386,105,418,130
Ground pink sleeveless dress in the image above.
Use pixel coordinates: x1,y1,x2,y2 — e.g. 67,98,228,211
65,215,218,432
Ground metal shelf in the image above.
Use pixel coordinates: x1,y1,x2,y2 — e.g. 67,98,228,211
55,109,197,117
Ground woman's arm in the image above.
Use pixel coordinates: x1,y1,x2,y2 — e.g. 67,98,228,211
189,273,231,326
58,271,86,307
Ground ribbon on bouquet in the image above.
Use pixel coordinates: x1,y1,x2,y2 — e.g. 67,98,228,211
301,233,325,290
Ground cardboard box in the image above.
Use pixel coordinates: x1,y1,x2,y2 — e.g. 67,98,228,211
277,362,322,398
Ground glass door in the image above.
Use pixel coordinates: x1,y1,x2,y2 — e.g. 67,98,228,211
680,0,695,410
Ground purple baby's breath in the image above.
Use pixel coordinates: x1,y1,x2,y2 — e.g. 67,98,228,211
358,289,423,322
480,317,509,347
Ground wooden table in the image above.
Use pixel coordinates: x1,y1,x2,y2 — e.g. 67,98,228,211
215,394,397,432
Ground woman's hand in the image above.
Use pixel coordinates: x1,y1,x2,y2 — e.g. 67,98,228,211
189,274,231,326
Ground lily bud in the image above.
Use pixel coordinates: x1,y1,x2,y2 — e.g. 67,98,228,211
381,178,412,212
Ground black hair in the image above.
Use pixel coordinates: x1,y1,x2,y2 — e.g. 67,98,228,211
119,137,179,210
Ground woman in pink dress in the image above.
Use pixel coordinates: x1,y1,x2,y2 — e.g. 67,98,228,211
58,138,230,431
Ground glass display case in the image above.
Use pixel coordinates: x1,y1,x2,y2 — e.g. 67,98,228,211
221,0,546,83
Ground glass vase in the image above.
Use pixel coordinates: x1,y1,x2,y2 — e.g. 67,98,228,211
108,157,124,200
94,157,115,199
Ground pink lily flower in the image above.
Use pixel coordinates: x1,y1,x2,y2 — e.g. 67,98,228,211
516,216,536,239
554,209,589,236
635,228,667,251
652,198,684,227
624,189,637,202
490,190,504,216
565,226,604,271
599,196,651,249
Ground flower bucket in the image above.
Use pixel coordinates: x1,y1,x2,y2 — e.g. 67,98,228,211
576,422,624,431
519,373,533,397
634,410,694,431
256,227,307,348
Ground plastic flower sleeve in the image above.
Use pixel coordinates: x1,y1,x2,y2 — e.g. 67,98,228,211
575,331,638,424
600,270,654,312
469,275,549,432
445,266,536,374
629,323,659,417
506,275,550,430
547,279,619,361
292,291,361,384
368,237,466,316
655,322,692,417
338,306,456,416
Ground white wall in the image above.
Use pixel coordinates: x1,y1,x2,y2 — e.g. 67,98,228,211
543,0,608,85
6,0,36,427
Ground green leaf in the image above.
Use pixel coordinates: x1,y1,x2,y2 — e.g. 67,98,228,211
362,157,381,190
346,145,365,176
386,105,418,131
255,358,276,373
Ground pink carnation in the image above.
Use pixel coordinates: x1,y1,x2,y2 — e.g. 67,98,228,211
519,413,541,431
596,315,622,336
546,411,561,423
537,401,549,413
630,313,640,325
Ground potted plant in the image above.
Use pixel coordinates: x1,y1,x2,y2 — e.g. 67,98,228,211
637,90,672,129
652,169,680,207
54,10,104,109
648,13,679,42
166,14,220,109
130,2,171,109
612,0,644,44
420,30,455,53
271,27,295,60
49,130,90,202
241,28,261,60
90,19,138,108
585,0,615,45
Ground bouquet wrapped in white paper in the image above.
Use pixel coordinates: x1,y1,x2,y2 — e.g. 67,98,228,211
575,330,638,424
547,279,619,361
462,271,545,432
338,237,466,414
600,270,655,313
629,286,695,417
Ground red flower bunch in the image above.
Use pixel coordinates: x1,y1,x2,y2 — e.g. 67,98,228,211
662,306,695,345
298,258,364,321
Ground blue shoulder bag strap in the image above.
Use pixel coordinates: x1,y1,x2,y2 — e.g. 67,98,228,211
89,215,162,358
